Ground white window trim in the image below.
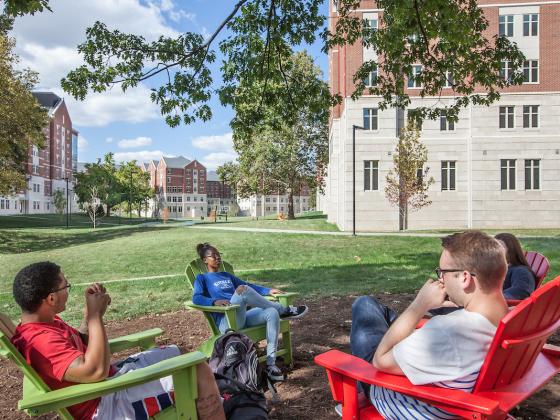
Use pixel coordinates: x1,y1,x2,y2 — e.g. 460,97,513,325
524,159,541,191
499,106,516,130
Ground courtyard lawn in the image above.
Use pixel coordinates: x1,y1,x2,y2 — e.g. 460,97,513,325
1,219,558,325
194,211,340,231
0,213,163,229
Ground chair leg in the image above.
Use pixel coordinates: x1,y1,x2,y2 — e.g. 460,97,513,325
282,329,293,367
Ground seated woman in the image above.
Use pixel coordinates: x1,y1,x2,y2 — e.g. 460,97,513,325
494,233,537,300
192,243,308,382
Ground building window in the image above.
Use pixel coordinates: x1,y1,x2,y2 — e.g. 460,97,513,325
407,109,422,130
266,197,270,202
408,65,422,88
525,159,540,190
441,161,456,191
0,199,4,209
364,67,378,87
363,108,378,130
523,105,539,128
523,14,538,36
178,206,182,213
440,111,455,131
523,60,538,83
364,160,379,191
187,206,191,211
167,177,171,183
444,71,454,88
500,159,516,190
499,106,514,129
167,169,171,175
500,61,514,82
499,15,514,37
364,18,378,30
178,197,182,203
172,196,177,202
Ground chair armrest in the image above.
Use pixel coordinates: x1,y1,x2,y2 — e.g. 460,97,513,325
19,351,207,415
109,328,163,353
266,292,299,307
315,350,499,416
185,301,240,313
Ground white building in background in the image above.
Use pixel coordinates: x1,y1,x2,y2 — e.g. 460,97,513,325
237,188,311,218
318,0,560,231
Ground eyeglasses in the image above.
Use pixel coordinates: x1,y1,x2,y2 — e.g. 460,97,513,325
51,283,72,293
435,267,476,279
204,253,221,259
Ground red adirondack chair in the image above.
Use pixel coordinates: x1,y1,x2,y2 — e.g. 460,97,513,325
315,275,560,420
506,251,550,306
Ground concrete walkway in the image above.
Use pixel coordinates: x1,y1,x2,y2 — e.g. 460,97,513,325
188,224,445,237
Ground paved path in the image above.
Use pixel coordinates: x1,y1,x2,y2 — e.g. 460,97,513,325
188,224,445,237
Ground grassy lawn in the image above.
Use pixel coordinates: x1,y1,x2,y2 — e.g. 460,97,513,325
0,213,163,229
194,211,340,231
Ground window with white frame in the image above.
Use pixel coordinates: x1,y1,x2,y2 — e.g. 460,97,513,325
364,67,378,87
0,199,4,209
364,160,379,191
441,161,456,191
444,71,454,88
364,18,378,31
500,159,516,190
178,206,182,213
525,159,540,190
499,106,514,129
440,111,455,131
408,65,422,88
523,14,538,36
363,108,378,130
500,61,514,82
499,15,514,37
523,60,538,83
167,177,171,183
523,105,539,128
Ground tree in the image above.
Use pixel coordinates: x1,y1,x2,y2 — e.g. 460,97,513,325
52,189,66,216
385,124,434,230
84,185,104,229
74,153,120,216
0,16,48,195
116,161,154,217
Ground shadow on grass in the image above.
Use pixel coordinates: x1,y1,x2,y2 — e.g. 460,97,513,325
0,225,168,254
0,214,160,230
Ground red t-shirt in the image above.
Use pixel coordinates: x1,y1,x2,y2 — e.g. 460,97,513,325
11,316,107,420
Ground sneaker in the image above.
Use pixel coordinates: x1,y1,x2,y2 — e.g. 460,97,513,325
281,305,309,319
266,364,284,382
335,403,342,417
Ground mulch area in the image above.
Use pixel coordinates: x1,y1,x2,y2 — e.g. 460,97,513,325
1,294,559,419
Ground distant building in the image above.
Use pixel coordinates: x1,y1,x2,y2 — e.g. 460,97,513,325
0,92,77,215
237,185,311,218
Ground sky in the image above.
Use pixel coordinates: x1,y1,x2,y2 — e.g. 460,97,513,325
9,0,330,169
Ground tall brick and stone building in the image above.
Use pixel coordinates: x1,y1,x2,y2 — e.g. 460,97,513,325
0,92,77,215
318,0,560,231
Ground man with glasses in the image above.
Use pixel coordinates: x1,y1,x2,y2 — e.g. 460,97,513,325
11,261,225,420
343,231,508,419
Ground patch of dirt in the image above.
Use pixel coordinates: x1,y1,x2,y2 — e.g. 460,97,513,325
1,295,559,419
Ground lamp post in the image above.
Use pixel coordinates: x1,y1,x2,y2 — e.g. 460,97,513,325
129,168,133,220
352,125,364,236
63,176,69,228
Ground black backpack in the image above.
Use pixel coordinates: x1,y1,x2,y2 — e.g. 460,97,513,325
213,373,268,420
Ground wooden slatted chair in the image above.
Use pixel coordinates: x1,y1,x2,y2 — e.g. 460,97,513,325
185,258,297,365
315,275,560,420
0,313,205,419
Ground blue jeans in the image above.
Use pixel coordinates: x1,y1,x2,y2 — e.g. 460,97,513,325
350,296,397,394
218,287,285,366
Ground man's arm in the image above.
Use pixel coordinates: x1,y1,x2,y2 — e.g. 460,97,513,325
63,287,111,383
372,279,447,374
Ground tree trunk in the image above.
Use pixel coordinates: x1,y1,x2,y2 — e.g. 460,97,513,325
287,189,295,219
106,205,111,217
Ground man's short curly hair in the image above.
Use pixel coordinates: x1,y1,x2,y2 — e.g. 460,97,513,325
13,262,62,313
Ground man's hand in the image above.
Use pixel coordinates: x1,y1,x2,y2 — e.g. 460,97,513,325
214,300,230,306
85,284,111,318
412,279,447,312
269,289,284,295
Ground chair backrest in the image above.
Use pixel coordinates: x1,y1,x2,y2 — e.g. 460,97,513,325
525,251,550,288
473,275,560,393
184,258,235,291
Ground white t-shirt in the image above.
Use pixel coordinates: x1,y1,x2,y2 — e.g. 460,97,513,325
370,309,497,420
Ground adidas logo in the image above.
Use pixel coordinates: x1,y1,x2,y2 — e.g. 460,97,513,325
226,346,238,359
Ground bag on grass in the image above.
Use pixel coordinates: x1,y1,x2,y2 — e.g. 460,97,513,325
213,373,268,420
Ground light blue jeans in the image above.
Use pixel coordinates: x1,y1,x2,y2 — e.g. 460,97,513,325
218,287,286,366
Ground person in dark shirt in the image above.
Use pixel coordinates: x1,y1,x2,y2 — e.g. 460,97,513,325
192,243,308,381
495,233,536,300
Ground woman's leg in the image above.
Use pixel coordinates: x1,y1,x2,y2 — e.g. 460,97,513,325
245,307,280,366
230,286,285,314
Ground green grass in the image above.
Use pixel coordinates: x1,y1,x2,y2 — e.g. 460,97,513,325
0,213,163,229
1,217,558,326
195,211,339,231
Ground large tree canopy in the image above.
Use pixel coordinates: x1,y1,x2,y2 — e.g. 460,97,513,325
5,0,525,125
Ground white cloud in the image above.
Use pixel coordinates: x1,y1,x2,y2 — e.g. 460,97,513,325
118,136,153,149
105,137,113,143
114,150,176,163
192,132,234,152
78,136,88,152
200,151,238,170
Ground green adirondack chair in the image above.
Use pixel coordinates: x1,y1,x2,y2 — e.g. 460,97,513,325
185,258,297,366
0,312,206,419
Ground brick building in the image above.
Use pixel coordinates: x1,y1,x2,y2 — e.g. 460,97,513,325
318,0,560,231
0,92,77,215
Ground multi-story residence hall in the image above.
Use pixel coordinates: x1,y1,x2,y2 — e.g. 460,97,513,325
144,156,235,218
237,185,312,218
318,0,560,231
0,92,77,215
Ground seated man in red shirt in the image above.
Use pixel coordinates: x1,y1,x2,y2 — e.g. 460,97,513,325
11,261,225,420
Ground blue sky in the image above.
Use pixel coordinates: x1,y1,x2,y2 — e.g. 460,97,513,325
10,0,329,169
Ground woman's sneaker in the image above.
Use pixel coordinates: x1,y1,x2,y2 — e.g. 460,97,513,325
266,364,284,382
281,305,309,319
